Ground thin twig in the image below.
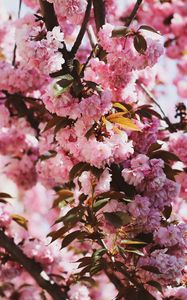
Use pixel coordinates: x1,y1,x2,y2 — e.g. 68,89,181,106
70,0,92,58
12,0,22,66
125,0,143,27
98,238,140,289
138,82,166,116
0,230,66,300
80,44,98,76
87,25,98,48
137,81,176,132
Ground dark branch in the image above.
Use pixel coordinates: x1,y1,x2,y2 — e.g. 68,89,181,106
12,45,17,66
39,0,69,66
125,0,143,27
70,0,92,58
39,0,58,31
93,0,106,32
0,230,66,300
7,93,40,135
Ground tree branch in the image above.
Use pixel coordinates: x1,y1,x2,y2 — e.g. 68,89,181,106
39,0,69,62
0,230,66,300
137,81,176,132
6,93,40,135
125,0,143,27
39,0,58,31
70,0,92,58
93,0,106,32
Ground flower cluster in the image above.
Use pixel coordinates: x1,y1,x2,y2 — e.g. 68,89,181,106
15,15,65,74
0,0,186,300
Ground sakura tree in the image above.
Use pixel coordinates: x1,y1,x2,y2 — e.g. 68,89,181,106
0,0,187,299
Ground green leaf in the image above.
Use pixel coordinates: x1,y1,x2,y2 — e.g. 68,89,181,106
134,34,147,54
79,265,92,276
54,118,74,134
146,281,162,293
163,163,181,181
96,191,127,200
69,162,91,181
139,25,159,34
43,116,74,133
121,239,147,246
90,264,102,276
69,162,102,181
112,26,131,38
138,289,157,300
123,249,144,256
47,226,69,242
77,257,92,268
54,206,86,225
93,198,109,212
135,233,153,244
147,143,162,155
61,230,82,248
163,205,172,219
0,193,12,198
93,248,107,261
85,124,96,140
141,265,162,274
0,199,8,204
43,115,62,132
149,150,181,162
136,106,162,120
56,74,74,89
104,211,131,228
52,189,74,208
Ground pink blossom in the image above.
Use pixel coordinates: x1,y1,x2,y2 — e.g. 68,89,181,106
0,105,9,128
98,23,164,73
127,195,150,218
42,88,80,119
68,283,91,300
154,224,187,248
0,206,11,228
22,239,54,266
15,16,65,74
138,249,185,284
169,132,187,164
36,151,74,188
5,154,38,190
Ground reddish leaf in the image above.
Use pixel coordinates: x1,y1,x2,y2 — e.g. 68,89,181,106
134,34,147,54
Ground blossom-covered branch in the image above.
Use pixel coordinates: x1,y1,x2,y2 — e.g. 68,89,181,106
0,230,66,300
70,0,92,57
0,0,187,299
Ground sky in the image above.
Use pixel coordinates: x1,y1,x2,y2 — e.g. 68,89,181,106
3,0,29,15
